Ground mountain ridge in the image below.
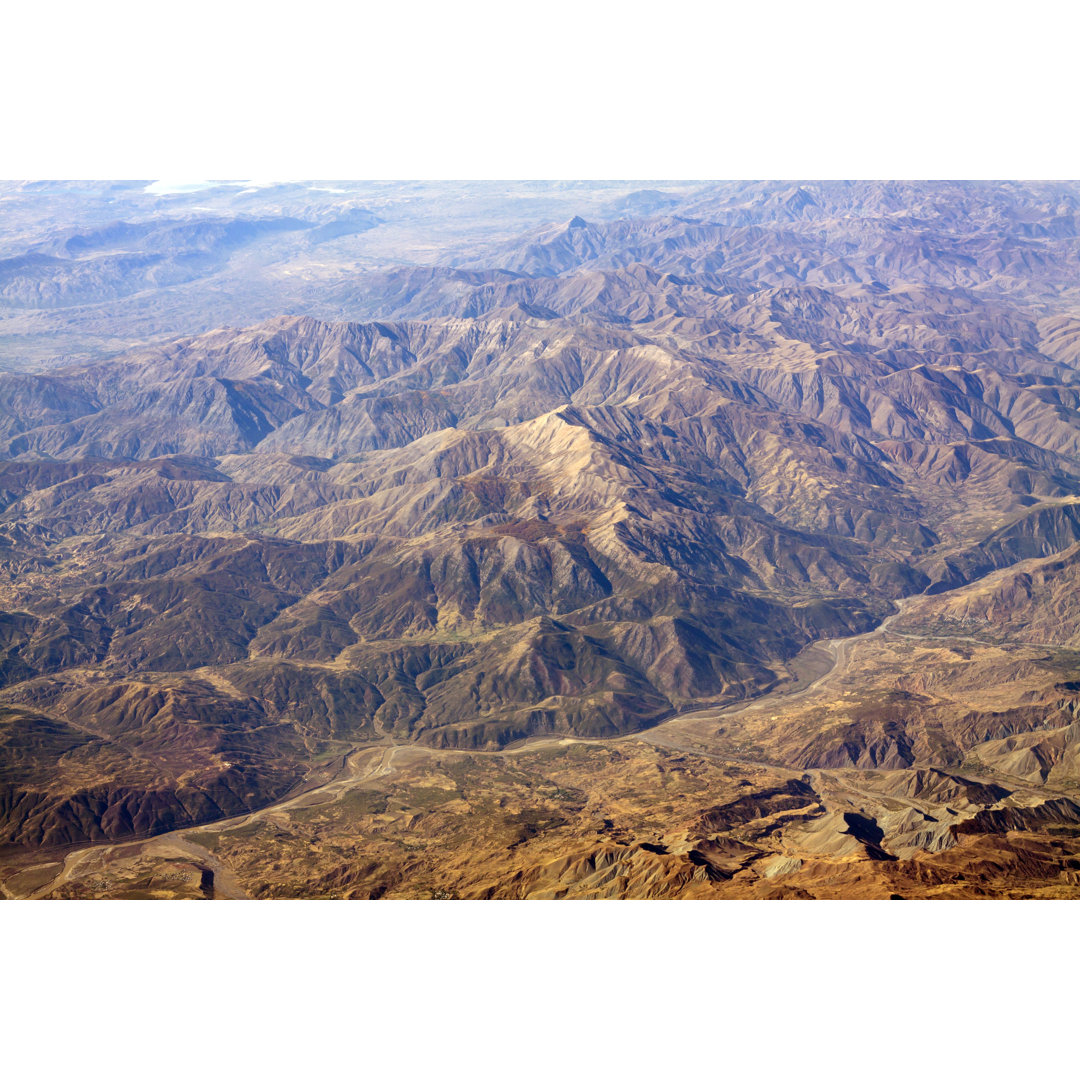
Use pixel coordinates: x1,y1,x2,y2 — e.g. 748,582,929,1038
4,181,1080,898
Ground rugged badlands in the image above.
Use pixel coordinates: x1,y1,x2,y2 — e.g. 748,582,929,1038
3,180,1080,898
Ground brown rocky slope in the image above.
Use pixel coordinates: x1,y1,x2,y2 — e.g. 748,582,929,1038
2,181,1080,893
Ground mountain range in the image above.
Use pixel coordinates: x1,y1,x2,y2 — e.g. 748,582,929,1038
3,180,1080,898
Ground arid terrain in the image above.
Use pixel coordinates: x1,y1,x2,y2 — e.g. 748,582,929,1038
3,180,1080,898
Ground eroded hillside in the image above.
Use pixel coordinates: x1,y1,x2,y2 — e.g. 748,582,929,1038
3,180,1080,897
